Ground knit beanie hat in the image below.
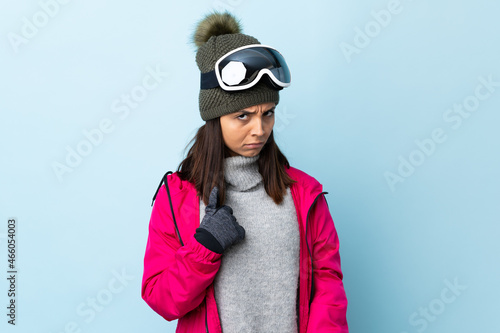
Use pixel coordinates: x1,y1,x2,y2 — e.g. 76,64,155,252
193,12,281,121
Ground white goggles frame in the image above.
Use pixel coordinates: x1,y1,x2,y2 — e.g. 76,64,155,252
214,44,291,91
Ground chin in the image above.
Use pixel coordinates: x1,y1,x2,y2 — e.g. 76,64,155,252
228,147,262,157
243,150,261,157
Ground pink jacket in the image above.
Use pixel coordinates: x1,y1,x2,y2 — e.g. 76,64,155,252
141,166,348,332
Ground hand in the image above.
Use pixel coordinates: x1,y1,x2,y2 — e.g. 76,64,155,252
198,186,245,251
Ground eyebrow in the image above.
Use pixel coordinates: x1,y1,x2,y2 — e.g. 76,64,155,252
239,106,276,114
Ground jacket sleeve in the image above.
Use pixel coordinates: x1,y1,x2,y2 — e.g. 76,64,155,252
307,194,349,332
141,185,222,321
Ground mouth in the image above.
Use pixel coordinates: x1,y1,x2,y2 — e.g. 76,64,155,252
245,142,264,148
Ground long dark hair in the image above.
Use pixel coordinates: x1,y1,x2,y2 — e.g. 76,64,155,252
177,117,296,206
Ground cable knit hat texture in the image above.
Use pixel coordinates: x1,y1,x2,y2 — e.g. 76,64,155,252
193,12,280,121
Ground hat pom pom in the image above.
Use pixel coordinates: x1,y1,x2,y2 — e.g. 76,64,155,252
193,11,242,48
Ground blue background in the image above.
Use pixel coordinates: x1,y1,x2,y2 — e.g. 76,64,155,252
1,0,499,332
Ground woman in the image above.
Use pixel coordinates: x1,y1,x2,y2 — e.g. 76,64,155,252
141,11,348,333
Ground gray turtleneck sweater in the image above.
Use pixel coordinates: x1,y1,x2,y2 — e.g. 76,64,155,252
199,154,300,333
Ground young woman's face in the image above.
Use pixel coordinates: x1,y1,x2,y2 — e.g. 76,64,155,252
219,102,276,157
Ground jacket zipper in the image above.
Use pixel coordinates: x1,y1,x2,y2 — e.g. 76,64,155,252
205,284,217,333
205,296,209,333
305,191,328,306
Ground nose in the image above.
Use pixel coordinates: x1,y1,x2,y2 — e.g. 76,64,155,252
250,116,265,136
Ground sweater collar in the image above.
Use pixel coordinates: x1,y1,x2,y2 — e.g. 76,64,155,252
224,154,262,192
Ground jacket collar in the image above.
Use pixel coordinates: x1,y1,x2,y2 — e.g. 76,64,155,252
285,166,324,209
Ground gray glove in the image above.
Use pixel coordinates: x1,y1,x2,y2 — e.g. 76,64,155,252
195,186,245,253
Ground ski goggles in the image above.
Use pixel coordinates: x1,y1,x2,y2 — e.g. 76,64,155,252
200,44,291,91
